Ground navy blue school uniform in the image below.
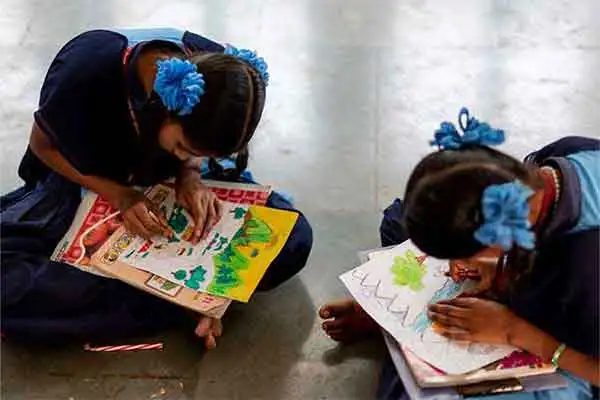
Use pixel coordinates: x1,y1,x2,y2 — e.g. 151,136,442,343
1,28,312,343
377,136,599,399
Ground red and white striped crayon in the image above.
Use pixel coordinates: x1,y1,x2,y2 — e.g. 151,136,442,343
83,343,164,352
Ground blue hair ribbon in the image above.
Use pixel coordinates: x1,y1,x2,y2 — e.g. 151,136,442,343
474,181,535,250
154,58,205,116
224,45,270,86
431,107,505,150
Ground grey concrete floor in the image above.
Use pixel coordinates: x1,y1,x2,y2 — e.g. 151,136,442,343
1,0,600,399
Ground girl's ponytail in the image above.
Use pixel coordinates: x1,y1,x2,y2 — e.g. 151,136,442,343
207,146,249,182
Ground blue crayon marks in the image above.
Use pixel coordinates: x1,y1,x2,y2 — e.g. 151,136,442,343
411,279,462,334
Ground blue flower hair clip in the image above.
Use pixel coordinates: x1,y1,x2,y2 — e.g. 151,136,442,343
224,45,270,86
474,181,535,251
154,58,205,116
431,107,505,150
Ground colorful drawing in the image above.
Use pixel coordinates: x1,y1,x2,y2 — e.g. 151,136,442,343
52,181,273,318
115,185,298,302
340,241,513,375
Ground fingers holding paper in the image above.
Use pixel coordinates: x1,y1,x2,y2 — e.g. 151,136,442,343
121,192,173,239
428,297,515,345
176,178,222,244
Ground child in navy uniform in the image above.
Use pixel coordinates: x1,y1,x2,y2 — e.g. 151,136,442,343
2,28,312,348
321,109,598,399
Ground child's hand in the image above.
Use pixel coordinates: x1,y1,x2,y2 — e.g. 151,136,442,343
428,297,515,345
116,189,172,239
448,258,498,296
176,174,222,244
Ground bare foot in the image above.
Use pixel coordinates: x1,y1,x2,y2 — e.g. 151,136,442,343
195,316,223,349
318,299,380,343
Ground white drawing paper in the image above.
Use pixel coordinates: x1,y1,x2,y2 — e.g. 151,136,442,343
340,241,514,374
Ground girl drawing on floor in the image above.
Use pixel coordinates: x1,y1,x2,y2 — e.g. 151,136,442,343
320,109,599,399
1,28,312,348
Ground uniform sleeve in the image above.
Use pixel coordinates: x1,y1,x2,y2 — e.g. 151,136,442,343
513,230,600,358
563,230,600,358
524,136,600,165
34,30,128,175
182,31,224,53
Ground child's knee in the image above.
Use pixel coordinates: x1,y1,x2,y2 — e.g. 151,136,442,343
290,212,313,262
257,212,313,291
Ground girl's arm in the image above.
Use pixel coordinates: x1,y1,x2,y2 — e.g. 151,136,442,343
509,316,600,385
29,123,170,238
29,122,129,208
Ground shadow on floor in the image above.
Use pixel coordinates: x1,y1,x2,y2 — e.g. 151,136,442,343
192,277,316,398
1,327,207,399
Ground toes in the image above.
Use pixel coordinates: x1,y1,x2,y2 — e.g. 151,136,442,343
205,334,217,349
318,305,332,319
212,319,223,337
327,329,358,343
326,330,346,342
195,317,212,337
319,299,356,319
322,318,346,332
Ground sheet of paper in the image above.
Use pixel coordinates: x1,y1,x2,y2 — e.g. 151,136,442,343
340,240,514,374
90,228,232,318
383,333,458,399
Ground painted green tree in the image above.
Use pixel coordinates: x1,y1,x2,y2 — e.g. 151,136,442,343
208,211,273,295
390,250,427,291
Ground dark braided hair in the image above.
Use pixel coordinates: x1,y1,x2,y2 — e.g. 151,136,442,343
403,145,543,261
170,51,266,180
207,146,250,182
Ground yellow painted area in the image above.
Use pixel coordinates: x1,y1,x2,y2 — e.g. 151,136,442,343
226,205,298,302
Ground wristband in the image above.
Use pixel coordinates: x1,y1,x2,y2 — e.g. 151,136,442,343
551,343,566,368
